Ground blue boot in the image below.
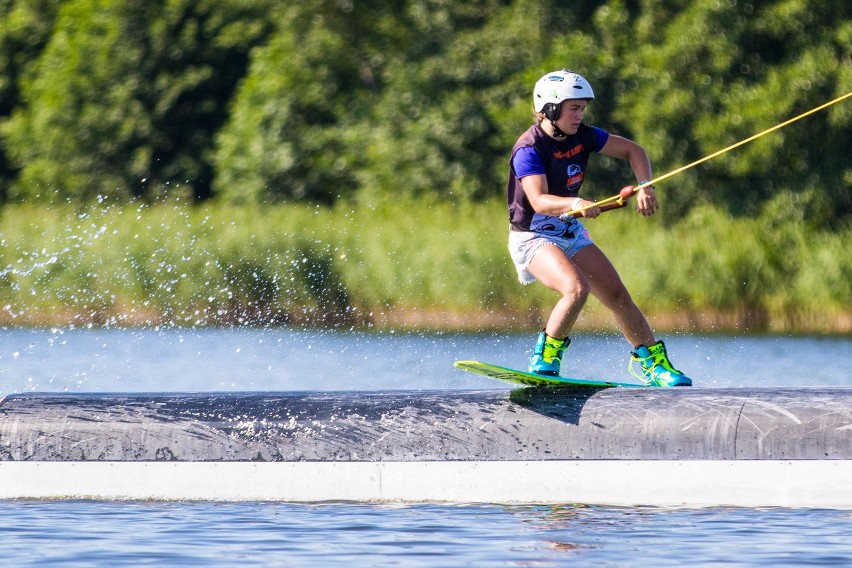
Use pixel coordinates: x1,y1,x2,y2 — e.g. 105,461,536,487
630,340,692,387
529,331,570,377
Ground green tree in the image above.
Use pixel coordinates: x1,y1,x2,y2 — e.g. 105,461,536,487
0,0,62,202
215,0,546,205
0,0,848,224
615,0,852,225
213,1,404,204
3,0,275,203
356,0,540,203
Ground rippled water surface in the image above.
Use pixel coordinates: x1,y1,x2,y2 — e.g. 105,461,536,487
3,501,852,566
1,327,850,393
1,328,851,565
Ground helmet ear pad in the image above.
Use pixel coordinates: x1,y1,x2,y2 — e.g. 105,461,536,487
542,102,560,122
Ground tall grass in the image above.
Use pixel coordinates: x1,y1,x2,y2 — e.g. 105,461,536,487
0,196,848,333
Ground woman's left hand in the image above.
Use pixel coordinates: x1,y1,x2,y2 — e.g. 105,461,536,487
636,185,659,217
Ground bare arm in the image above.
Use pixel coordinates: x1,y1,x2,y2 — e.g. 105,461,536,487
520,174,602,219
599,134,659,216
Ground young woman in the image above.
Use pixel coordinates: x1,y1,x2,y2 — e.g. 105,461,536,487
507,69,692,387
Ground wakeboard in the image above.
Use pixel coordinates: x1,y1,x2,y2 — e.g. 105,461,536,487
454,360,644,388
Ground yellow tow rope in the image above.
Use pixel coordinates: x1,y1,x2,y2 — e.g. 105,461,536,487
563,89,852,219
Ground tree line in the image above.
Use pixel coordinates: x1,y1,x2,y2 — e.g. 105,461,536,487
1,0,850,227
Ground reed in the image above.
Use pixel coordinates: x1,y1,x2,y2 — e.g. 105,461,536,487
0,197,848,333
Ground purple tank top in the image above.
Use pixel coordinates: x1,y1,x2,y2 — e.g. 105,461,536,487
506,123,608,232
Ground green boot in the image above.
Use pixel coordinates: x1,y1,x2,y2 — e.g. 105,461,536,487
630,340,692,387
529,331,570,377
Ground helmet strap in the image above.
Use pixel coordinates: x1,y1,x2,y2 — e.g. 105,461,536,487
549,119,568,139
542,102,567,138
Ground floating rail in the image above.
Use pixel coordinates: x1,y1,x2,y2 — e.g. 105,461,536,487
1,389,850,507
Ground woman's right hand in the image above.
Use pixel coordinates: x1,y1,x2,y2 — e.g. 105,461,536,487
572,198,601,219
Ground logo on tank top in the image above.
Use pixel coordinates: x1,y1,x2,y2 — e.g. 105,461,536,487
566,163,584,191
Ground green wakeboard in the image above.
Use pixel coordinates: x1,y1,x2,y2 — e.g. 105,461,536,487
454,360,645,388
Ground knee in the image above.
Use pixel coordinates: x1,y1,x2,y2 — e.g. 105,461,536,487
558,277,590,304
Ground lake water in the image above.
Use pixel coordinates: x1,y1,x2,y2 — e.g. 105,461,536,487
1,327,851,566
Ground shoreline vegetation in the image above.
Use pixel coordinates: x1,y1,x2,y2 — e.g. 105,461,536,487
1,199,849,335
2,2,849,338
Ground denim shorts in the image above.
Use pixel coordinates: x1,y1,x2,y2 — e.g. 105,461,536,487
508,222,594,284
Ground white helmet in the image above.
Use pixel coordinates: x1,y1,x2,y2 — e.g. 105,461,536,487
533,70,595,119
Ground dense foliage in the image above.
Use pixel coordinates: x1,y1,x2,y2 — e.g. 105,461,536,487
0,0,849,226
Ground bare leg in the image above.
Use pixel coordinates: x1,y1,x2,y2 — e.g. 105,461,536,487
526,244,590,339
572,244,655,348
